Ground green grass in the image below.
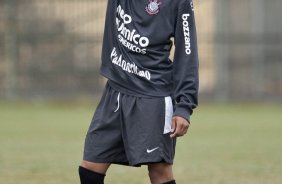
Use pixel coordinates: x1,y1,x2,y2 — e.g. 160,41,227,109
0,102,282,184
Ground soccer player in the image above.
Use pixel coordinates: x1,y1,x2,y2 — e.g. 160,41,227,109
79,0,198,183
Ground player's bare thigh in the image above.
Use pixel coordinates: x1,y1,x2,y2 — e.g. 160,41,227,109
81,160,111,174
148,163,174,184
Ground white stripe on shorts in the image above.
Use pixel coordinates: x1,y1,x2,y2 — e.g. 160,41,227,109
164,96,173,134
114,92,120,112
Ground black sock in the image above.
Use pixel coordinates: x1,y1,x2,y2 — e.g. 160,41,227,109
162,180,176,184
79,166,105,184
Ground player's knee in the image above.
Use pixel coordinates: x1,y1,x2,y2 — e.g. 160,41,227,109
148,163,174,184
80,160,110,174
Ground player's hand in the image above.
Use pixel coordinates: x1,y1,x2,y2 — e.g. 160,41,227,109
170,116,190,138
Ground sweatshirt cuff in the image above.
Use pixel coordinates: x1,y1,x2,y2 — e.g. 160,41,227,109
173,106,192,122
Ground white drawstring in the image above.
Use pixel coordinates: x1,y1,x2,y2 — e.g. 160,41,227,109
114,92,120,112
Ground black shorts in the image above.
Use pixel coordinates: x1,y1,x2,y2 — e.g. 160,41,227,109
83,81,176,166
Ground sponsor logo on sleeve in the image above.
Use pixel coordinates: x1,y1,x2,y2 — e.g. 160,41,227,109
182,14,191,55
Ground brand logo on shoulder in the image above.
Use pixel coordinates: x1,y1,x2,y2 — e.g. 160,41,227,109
190,1,194,11
145,0,162,15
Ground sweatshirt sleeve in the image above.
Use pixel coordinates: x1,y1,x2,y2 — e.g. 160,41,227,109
172,0,199,121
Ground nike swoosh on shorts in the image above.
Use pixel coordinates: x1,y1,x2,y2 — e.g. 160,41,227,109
147,147,159,153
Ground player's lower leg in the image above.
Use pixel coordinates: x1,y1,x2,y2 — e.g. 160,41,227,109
79,166,105,184
148,163,175,184
79,161,110,184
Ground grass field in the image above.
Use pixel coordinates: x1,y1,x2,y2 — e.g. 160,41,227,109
0,102,282,184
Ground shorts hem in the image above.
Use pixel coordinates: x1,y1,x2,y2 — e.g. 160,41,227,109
130,157,174,167
83,157,131,167
83,157,173,167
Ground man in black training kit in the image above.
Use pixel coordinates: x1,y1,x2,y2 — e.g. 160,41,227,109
79,0,198,183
